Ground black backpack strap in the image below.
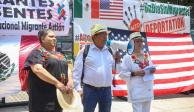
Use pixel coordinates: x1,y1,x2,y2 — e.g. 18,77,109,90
107,47,113,55
81,45,90,84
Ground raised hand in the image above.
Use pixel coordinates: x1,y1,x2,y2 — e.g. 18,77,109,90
123,5,143,32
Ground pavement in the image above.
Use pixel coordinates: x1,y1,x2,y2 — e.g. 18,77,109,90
0,92,194,112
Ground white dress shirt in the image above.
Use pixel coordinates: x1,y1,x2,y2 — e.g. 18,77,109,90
73,44,114,91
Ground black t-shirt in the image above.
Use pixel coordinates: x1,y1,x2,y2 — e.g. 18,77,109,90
24,49,68,112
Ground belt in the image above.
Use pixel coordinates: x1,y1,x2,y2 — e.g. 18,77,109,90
84,83,111,90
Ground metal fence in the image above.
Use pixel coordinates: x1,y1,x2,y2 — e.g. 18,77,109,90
0,92,28,108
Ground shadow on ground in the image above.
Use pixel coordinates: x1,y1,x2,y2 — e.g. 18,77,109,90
112,96,128,102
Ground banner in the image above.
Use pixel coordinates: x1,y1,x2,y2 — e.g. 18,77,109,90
109,29,194,96
0,0,70,36
73,0,125,55
140,1,190,33
73,0,193,96
0,0,70,98
73,0,190,42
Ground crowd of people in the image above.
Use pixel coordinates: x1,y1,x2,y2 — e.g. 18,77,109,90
24,24,156,112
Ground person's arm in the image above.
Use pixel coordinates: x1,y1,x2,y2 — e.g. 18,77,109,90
66,63,74,90
147,55,156,74
30,64,66,92
73,48,84,92
132,69,145,76
113,50,121,64
119,54,145,79
119,55,133,80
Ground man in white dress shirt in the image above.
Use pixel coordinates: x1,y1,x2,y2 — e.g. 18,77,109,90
73,24,114,112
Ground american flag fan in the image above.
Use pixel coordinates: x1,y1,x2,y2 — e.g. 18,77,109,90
100,0,123,20
108,28,194,96
91,0,123,20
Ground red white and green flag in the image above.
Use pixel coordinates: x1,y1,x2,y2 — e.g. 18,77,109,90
74,0,123,20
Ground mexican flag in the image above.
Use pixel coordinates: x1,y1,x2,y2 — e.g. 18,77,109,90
73,0,101,19
74,0,83,18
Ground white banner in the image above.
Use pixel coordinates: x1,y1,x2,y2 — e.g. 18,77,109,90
74,0,190,41
0,0,70,36
73,0,190,55
130,1,190,33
